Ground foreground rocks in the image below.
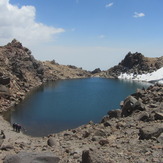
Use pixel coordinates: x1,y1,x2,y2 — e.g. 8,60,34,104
0,84,162,163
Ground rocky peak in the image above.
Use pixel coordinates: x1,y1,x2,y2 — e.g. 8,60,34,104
120,52,145,69
6,39,23,48
106,52,163,78
91,68,101,74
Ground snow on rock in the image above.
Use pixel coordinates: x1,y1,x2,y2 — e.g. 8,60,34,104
118,67,163,84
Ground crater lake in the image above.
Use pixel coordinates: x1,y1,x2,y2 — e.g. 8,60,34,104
5,78,151,137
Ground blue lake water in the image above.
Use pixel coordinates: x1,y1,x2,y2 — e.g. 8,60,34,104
7,78,150,137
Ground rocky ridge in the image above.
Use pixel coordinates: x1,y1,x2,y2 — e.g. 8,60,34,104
95,52,163,78
0,39,90,112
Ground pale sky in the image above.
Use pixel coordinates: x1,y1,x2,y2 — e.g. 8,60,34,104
0,0,163,70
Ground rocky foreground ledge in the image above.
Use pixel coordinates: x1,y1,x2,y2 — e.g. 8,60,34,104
0,84,162,163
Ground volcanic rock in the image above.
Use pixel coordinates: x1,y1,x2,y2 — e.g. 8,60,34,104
121,96,145,117
139,124,163,140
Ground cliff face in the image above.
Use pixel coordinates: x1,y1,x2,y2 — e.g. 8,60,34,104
0,39,90,112
105,52,163,78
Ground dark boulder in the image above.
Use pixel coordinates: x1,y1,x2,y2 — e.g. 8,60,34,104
0,76,10,85
138,112,150,122
83,131,91,138
67,65,77,69
154,112,163,120
121,96,145,117
139,125,163,140
81,150,92,163
94,130,106,137
47,137,58,147
108,109,121,118
81,150,106,163
101,116,111,127
37,66,44,75
99,139,109,146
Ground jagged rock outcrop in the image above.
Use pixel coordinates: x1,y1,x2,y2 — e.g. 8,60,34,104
105,52,163,78
91,68,101,74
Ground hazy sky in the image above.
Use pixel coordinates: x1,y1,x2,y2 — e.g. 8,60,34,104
0,0,163,70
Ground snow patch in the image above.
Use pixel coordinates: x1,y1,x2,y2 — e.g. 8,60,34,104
118,67,163,84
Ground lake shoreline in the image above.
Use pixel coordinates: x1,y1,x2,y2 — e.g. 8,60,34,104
2,77,152,137
1,83,163,162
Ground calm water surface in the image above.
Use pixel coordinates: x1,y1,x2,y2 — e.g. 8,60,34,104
6,78,150,137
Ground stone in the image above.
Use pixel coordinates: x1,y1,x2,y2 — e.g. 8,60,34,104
139,125,163,140
94,130,106,137
108,109,121,118
0,145,14,151
3,152,60,163
99,139,109,146
81,150,106,163
0,76,10,85
83,131,90,138
154,112,163,120
138,112,150,122
121,96,145,117
116,121,126,129
81,150,92,163
47,137,58,147
103,121,111,127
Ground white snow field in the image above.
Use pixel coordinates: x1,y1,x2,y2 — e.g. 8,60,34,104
118,67,163,84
